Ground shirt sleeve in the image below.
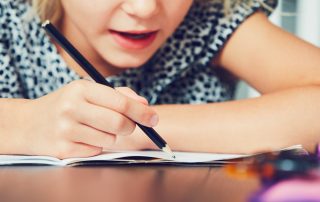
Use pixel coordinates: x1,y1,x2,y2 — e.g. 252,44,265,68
204,0,279,64
0,1,24,98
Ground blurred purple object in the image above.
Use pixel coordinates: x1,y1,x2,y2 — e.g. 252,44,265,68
251,177,320,202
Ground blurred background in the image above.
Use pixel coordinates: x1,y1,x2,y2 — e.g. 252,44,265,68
235,0,320,99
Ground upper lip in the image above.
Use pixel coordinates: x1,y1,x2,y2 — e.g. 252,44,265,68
109,29,158,34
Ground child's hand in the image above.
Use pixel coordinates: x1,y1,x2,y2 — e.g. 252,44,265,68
18,80,158,159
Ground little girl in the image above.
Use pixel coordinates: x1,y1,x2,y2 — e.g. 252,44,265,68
1,0,320,158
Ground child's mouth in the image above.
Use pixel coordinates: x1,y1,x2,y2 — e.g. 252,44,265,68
109,30,158,50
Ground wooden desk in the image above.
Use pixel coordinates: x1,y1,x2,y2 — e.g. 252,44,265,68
0,166,260,202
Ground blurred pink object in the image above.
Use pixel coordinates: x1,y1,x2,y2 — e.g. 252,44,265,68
259,178,320,201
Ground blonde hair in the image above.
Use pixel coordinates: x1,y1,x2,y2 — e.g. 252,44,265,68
30,0,63,25
31,0,272,24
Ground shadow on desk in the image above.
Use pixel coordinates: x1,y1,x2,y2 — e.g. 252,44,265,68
0,166,260,202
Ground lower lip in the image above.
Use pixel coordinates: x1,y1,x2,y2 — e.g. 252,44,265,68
110,31,158,50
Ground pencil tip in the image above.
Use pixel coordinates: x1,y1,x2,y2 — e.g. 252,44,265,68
162,145,176,159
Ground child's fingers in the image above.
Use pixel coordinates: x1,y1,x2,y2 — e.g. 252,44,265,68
56,142,102,159
82,82,158,127
75,103,136,136
71,124,117,148
116,87,149,105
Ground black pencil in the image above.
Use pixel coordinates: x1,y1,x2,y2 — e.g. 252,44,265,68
42,20,175,159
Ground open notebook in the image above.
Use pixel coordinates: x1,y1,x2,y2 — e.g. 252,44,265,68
0,145,305,166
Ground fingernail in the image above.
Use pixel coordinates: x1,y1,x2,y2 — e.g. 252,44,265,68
150,115,159,126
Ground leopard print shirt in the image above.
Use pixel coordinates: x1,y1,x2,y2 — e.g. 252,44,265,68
0,0,277,104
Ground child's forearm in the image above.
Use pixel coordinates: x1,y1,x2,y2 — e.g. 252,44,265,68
0,99,30,154
145,85,320,154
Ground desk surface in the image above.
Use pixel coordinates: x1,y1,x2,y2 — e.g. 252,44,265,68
0,166,260,202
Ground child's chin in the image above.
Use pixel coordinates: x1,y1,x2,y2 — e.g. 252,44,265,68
109,57,151,69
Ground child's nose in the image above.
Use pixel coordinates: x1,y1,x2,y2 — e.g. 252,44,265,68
122,0,160,19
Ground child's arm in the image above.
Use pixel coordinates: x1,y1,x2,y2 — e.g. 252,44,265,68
215,12,320,94
115,86,320,154
150,88,320,154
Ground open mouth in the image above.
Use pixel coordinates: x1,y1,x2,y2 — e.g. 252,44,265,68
115,31,157,40
109,30,158,49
